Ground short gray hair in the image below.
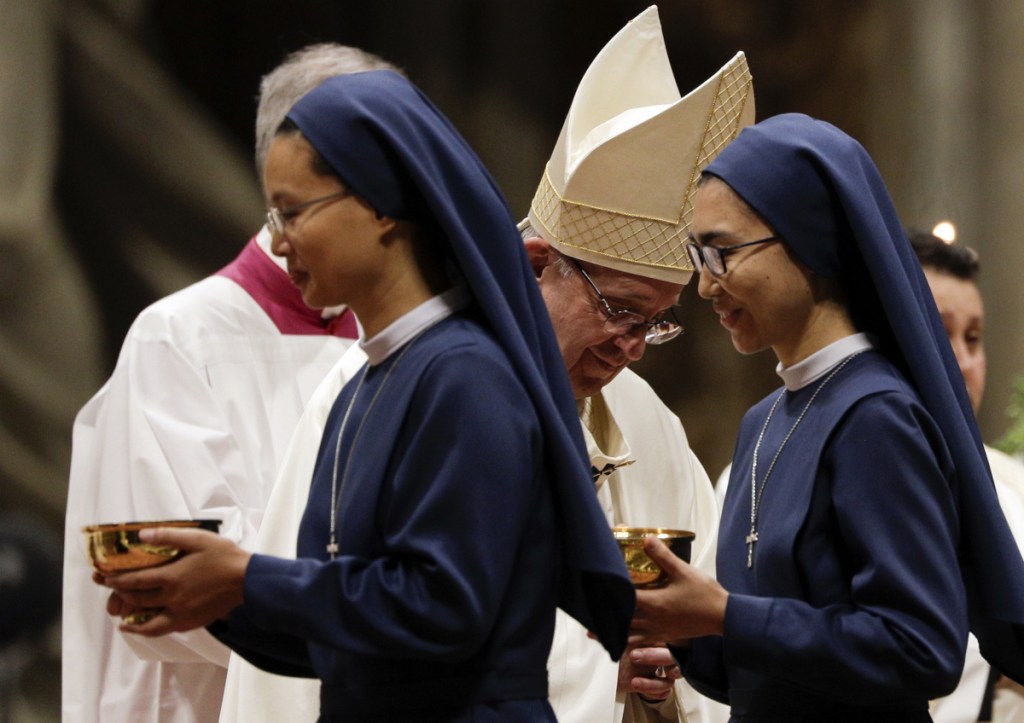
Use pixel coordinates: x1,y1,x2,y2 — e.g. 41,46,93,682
518,219,538,241
254,44,402,177
519,221,573,279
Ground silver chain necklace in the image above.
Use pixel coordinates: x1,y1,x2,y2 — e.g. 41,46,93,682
746,351,863,569
326,331,425,559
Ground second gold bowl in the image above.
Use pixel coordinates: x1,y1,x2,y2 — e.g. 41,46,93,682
83,519,221,574
613,526,695,588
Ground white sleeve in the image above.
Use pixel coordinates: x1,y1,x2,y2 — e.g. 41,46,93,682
64,321,260,670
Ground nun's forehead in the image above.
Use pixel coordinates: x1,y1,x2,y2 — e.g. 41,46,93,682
287,71,423,222
704,116,852,279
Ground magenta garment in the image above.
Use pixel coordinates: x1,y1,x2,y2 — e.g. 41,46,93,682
217,236,357,339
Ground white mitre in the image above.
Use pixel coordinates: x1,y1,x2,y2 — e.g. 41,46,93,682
525,5,755,283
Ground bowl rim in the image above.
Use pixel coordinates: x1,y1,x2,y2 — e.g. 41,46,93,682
82,519,221,534
611,526,696,540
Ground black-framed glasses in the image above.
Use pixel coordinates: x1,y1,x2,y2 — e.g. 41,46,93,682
570,259,682,345
266,189,351,236
685,235,780,276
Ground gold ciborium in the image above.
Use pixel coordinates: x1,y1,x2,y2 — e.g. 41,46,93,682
612,526,695,588
83,519,221,574
83,519,221,624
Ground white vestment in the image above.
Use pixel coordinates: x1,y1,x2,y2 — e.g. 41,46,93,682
218,365,726,723
548,368,728,723
930,445,1024,722
61,233,353,723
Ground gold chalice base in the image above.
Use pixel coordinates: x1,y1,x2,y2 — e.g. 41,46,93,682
122,611,158,625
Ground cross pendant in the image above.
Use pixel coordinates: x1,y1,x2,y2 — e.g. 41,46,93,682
745,529,759,568
326,540,339,558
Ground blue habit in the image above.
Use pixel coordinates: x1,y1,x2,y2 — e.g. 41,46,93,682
215,314,562,720
685,112,1024,720
283,71,633,656
686,351,963,720
209,70,634,721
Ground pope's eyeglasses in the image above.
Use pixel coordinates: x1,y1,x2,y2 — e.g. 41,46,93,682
685,235,780,276
570,259,682,345
267,189,351,236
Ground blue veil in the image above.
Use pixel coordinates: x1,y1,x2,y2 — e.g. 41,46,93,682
286,70,634,658
705,113,1024,682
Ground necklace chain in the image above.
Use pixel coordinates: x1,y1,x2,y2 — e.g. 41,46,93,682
747,351,863,568
326,332,425,558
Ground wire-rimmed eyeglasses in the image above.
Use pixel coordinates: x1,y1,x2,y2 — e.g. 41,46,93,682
266,189,351,236
685,235,780,276
570,259,682,345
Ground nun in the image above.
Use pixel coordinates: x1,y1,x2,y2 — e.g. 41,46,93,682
628,113,1024,721
97,70,635,722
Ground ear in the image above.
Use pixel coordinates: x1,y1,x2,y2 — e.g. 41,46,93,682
523,236,553,278
372,209,399,240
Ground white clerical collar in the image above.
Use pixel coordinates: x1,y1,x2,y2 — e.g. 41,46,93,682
777,333,874,391
360,286,471,366
257,225,347,321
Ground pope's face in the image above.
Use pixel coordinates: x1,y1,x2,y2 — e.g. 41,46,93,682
691,177,820,367
263,133,385,309
537,257,681,399
924,268,986,414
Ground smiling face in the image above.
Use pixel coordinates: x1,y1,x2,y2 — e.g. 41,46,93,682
924,268,986,414
263,132,389,309
690,177,847,366
528,240,681,399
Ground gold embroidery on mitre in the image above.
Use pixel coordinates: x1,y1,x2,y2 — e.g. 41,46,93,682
531,55,753,276
681,56,754,233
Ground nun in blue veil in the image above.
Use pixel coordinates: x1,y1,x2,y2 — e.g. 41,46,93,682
628,113,1024,721
98,70,635,722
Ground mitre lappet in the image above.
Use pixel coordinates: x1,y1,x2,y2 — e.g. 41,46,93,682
524,5,755,284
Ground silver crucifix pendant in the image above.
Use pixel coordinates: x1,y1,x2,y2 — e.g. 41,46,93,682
746,529,759,568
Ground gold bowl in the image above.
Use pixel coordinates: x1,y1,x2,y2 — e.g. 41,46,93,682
612,526,695,588
83,519,221,575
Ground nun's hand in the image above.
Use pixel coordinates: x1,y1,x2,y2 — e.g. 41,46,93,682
629,536,728,647
95,527,250,637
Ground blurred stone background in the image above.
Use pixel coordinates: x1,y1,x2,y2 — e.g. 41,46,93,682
3,0,1022,719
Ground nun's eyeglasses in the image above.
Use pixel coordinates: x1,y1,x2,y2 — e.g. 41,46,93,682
570,259,682,345
685,235,780,276
267,189,351,236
